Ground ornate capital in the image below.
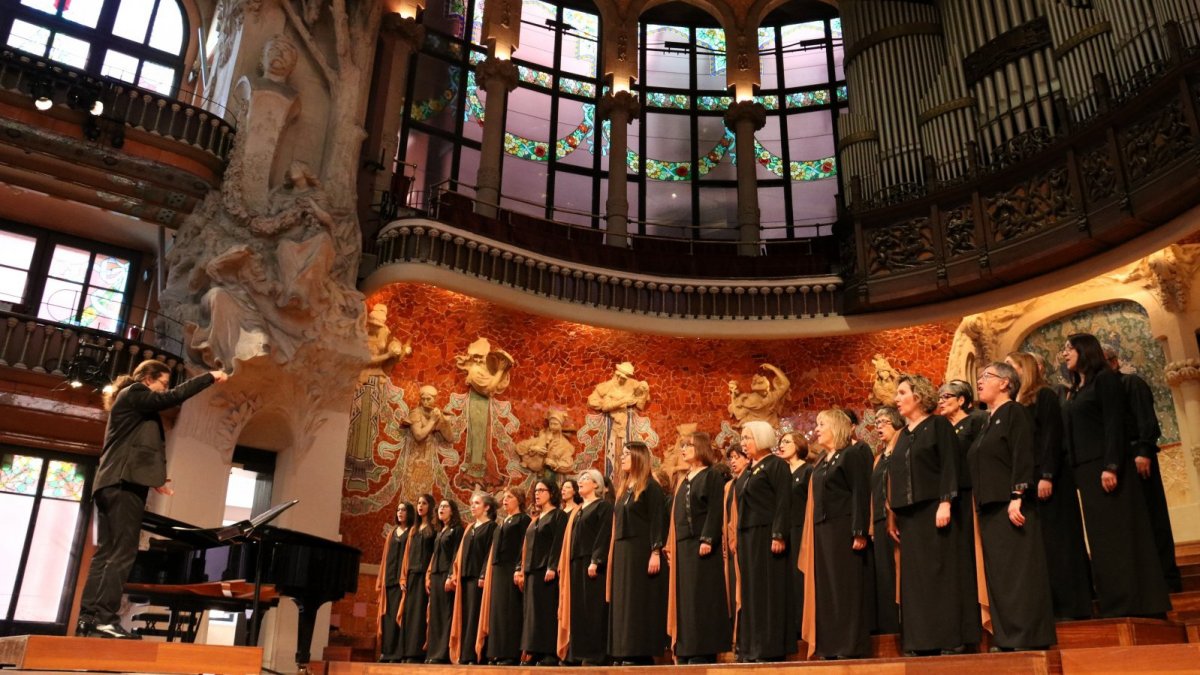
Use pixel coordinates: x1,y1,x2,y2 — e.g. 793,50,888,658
724,100,767,133
597,90,641,123
382,14,426,53
1166,359,1200,386
476,57,520,94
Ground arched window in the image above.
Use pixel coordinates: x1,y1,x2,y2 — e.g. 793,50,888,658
1,0,188,95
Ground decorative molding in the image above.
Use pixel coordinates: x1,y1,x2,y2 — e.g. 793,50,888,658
918,97,977,126
867,217,935,275
839,129,880,147
382,14,426,53
985,165,1077,242
723,100,767,132
1053,21,1113,61
844,22,943,65
475,57,520,94
963,17,1052,87
1120,97,1193,185
596,90,641,122
943,205,976,256
1165,359,1200,386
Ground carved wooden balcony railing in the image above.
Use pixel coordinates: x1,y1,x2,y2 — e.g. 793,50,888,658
0,49,236,163
840,48,1200,312
375,220,843,321
0,310,188,388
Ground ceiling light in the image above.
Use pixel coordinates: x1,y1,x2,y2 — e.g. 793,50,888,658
90,100,104,116
34,96,52,111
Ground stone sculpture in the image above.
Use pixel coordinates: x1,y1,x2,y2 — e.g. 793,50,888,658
869,354,899,406
455,337,515,397
515,410,576,475
407,385,451,491
727,363,790,428
587,361,650,454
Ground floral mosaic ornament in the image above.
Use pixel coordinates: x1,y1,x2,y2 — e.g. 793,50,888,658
0,454,43,496
44,460,85,501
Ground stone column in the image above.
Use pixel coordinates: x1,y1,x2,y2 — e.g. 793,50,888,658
1166,359,1200,541
474,57,520,218
359,14,425,221
598,90,640,248
724,100,767,256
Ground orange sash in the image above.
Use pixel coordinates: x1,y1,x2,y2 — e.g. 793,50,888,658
798,480,817,658
448,521,476,663
375,526,400,639
664,476,686,658
555,507,580,660
605,498,618,602
722,480,741,648
473,543,497,659
395,526,417,626
972,495,993,633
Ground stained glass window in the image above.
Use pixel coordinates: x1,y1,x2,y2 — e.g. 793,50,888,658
43,460,86,501
0,454,43,496
0,230,36,307
3,0,187,94
37,245,130,332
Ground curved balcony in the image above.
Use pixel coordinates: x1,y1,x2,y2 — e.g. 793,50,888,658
840,42,1200,312
368,219,844,336
0,49,235,228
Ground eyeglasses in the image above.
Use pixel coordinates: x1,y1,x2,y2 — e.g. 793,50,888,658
620,451,631,458
937,393,956,400
534,487,549,493
978,372,1003,381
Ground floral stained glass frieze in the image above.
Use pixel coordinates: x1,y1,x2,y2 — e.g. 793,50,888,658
1,454,43,496
44,460,85,501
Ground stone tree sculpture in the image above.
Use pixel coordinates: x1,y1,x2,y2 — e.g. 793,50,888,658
587,361,651,462
346,303,411,490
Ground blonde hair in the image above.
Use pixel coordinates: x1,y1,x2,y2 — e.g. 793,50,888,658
898,374,938,415
618,442,652,500
104,360,171,410
816,409,854,451
1007,351,1046,407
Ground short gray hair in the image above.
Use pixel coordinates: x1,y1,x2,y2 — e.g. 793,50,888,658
984,361,1022,400
742,420,778,456
577,468,606,497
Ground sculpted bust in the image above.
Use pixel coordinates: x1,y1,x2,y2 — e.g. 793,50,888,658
727,363,790,428
515,410,575,474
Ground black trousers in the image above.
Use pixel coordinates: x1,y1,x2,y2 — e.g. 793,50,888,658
80,483,148,624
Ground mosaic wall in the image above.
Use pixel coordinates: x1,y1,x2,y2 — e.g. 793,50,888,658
339,282,958,564
1018,300,1189,505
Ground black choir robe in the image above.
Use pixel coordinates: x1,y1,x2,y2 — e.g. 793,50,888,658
1063,370,1170,617
952,411,987,647
565,499,612,663
669,466,730,658
869,452,899,634
450,519,495,663
967,400,1056,649
736,453,794,661
485,512,531,660
521,508,568,657
787,462,812,642
426,524,463,661
609,481,667,660
400,525,436,659
378,526,409,661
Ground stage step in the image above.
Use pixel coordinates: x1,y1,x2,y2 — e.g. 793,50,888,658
1168,590,1200,621
0,635,262,675
1050,617,1187,650
1058,643,1200,673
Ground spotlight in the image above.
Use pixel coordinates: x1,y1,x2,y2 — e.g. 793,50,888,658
68,87,105,116
29,77,54,110
35,96,52,111
91,99,104,116
68,379,83,388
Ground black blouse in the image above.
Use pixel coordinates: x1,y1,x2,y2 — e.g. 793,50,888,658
460,520,497,579
491,513,532,566
1024,387,1064,481
520,509,567,573
967,400,1035,506
870,453,890,523
430,525,463,576
672,467,724,544
614,481,665,550
811,443,872,536
571,499,614,565
737,454,792,540
953,410,988,490
788,463,812,533
888,414,959,509
1062,369,1129,471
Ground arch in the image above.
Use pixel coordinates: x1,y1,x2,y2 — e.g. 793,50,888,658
632,0,739,36
748,0,838,32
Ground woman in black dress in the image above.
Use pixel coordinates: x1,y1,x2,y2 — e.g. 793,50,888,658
800,409,873,659
870,407,902,634
399,493,440,662
560,469,612,666
520,478,568,665
481,488,530,664
969,362,1056,650
887,374,966,656
938,379,985,650
561,479,583,516
723,444,749,656
736,420,794,662
449,492,497,664
668,431,730,663
1061,333,1171,618
777,430,810,645
609,441,667,665
377,501,414,662
425,499,464,663
1006,351,1093,620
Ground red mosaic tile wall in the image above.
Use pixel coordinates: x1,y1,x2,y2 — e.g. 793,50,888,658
339,282,956,561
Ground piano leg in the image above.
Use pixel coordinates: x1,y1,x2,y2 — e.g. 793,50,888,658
291,595,318,674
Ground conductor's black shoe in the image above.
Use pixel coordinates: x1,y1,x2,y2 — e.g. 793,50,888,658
76,616,96,636
90,622,141,639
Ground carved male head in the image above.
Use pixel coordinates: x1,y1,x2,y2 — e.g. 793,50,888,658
262,34,299,83
418,385,438,409
613,361,635,383
546,410,566,432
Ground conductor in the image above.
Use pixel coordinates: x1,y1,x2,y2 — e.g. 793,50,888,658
77,360,227,639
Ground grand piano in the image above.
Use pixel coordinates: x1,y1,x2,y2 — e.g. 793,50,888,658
127,505,360,671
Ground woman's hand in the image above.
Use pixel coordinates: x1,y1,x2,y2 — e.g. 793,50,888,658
1008,498,1026,527
851,535,868,551
514,570,525,591
587,563,598,578
153,479,174,496
1101,470,1118,493
770,538,786,555
648,551,661,576
544,569,556,583
425,577,430,593
445,577,456,592
887,510,900,544
1037,479,1053,501
699,542,712,557
477,578,485,588
935,501,951,528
